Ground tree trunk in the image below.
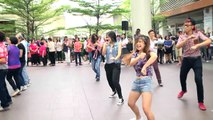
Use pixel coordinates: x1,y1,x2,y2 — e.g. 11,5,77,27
96,0,100,35
26,0,30,39
96,15,99,35
31,20,35,38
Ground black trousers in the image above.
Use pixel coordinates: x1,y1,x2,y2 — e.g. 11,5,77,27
75,52,82,65
49,52,56,65
104,63,123,99
40,56,47,66
157,49,164,63
0,69,12,108
6,68,21,90
31,54,40,65
57,51,63,61
180,56,204,103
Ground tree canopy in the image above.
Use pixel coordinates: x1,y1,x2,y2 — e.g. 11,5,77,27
68,0,129,35
151,0,167,33
0,0,68,38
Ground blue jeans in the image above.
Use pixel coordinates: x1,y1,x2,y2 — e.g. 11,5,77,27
19,62,26,86
91,56,102,78
0,69,12,108
132,76,152,93
88,52,92,63
22,64,30,84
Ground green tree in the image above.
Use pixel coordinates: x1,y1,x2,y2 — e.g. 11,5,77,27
0,0,67,39
68,0,129,35
151,0,167,33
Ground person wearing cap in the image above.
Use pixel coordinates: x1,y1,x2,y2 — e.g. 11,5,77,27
176,17,211,111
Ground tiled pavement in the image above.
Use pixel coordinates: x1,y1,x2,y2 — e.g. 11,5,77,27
0,61,213,120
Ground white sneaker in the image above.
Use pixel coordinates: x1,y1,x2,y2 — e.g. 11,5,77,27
109,92,116,98
11,89,20,97
27,83,31,87
22,85,27,91
129,118,142,120
129,118,136,120
20,86,24,91
117,98,124,105
0,106,10,112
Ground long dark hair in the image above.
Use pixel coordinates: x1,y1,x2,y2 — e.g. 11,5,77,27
91,33,98,44
107,31,116,43
0,31,5,42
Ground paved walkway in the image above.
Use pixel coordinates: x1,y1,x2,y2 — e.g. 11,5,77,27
0,61,213,120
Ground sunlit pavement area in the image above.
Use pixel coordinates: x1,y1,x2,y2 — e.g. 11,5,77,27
0,61,213,120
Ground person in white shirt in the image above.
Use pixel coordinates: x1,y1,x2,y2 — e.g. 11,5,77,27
63,36,72,65
56,39,63,63
16,33,30,88
83,38,88,61
121,33,129,53
47,38,56,66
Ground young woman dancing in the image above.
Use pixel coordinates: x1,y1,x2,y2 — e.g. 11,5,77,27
128,35,157,120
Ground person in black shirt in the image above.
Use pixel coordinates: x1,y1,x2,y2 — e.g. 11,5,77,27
17,37,27,91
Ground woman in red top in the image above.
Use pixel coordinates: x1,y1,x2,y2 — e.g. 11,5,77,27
87,34,102,81
74,37,82,66
29,39,39,66
86,37,93,64
39,42,47,66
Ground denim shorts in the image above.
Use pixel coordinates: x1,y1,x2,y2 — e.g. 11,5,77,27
131,76,152,93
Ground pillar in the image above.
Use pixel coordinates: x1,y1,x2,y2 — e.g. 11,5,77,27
131,0,152,36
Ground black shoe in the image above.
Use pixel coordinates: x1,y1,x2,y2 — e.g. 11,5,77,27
8,101,13,105
158,82,163,87
96,78,100,82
